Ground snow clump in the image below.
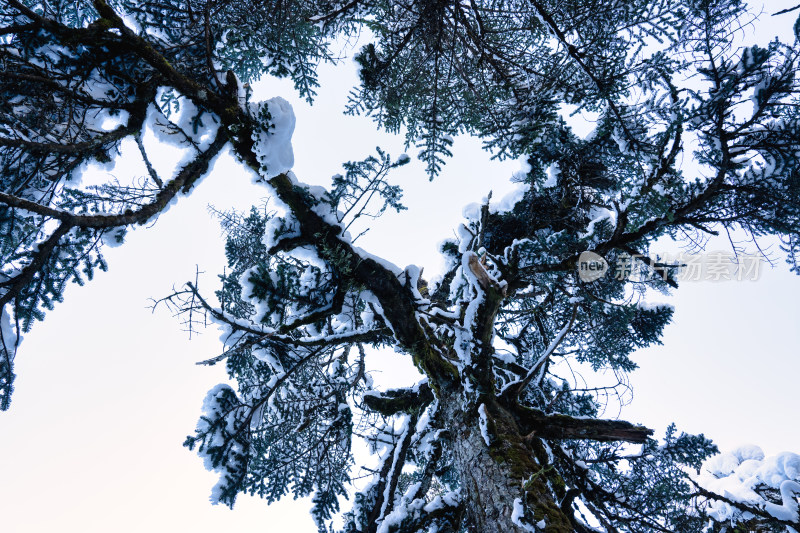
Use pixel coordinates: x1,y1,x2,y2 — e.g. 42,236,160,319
698,445,800,524
248,97,296,178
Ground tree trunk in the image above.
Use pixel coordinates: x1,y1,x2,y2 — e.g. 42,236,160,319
443,395,574,532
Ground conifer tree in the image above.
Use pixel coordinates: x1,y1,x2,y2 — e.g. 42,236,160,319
2,1,800,531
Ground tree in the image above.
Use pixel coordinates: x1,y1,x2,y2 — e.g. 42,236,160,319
2,0,800,531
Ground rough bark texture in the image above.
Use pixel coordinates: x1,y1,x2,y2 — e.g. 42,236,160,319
444,395,573,532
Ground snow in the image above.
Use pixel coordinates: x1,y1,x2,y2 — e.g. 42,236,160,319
402,264,421,287
422,489,460,514
579,206,615,239
493,350,516,364
378,416,411,522
489,181,527,215
97,110,131,132
350,244,403,276
360,290,393,336
172,97,218,152
517,154,533,175
251,345,284,373
611,127,630,155
456,224,475,253
462,202,482,221
451,252,487,367
699,446,800,525
100,227,126,248
237,265,269,323
637,300,675,312
542,163,560,188
248,97,296,178
477,403,492,446
262,212,300,251
511,498,536,531
197,384,235,467
359,292,376,327
733,444,766,463
212,302,272,349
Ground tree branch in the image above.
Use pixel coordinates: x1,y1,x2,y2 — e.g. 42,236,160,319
266,173,459,390
0,132,227,228
362,382,434,416
515,406,653,443
0,223,70,308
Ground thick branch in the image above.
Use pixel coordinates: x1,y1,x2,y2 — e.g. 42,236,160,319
515,406,653,443
465,252,507,394
362,382,434,416
366,411,418,532
266,173,459,390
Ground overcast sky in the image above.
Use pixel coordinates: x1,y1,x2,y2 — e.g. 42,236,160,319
2,3,799,531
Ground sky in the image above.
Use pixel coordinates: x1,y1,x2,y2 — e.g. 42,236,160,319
1,2,799,531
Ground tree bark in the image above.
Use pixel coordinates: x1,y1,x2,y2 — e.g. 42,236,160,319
443,395,574,532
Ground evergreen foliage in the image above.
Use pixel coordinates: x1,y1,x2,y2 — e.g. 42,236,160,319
2,0,800,530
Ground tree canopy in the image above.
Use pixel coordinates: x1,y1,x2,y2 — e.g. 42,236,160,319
2,0,800,531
